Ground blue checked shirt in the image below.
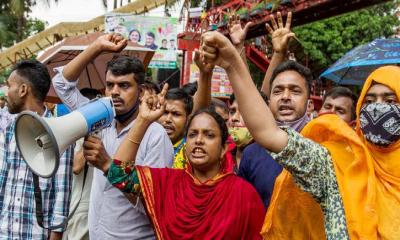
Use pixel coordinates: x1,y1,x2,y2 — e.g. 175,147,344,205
0,109,74,239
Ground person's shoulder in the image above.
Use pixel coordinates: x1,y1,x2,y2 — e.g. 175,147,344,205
146,121,167,135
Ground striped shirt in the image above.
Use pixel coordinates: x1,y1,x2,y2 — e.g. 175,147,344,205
0,109,74,239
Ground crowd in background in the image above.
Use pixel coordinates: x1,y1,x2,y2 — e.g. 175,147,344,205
0,11,399,240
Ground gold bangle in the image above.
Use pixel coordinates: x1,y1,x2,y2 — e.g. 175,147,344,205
127,137,141,145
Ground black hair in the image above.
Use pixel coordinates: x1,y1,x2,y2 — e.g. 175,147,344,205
162,39,167,43
181,82,198,96
186,107,228,145
210,98,228,113
146,32,155,39
80,88,101,100
229,90,268,105
106,56,145,85
129,29,141,42
166,88,193,115
170,39,175,41
270,61,313,97
12,59,51,102
323,86,358,120
142,80,160,94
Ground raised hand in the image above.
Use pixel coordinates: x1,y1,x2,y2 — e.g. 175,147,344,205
265,12,295,54
194,49,215,74
138,83,169,123
94,33,128,53
200,31,237,70
228,15,252,49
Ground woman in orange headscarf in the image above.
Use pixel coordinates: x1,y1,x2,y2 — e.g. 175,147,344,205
262,66,400,240
301,66,400,239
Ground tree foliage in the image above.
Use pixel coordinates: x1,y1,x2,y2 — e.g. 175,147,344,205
0,0,47,49
0,0,47,83
293,0,400,74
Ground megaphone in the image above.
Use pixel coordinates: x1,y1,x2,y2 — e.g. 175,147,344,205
15,97,115,178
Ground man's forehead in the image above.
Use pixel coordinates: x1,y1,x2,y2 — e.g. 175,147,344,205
326,95,353,104
166,99,186,110
7,71,23,83
272,72,307,88
106,72,135,82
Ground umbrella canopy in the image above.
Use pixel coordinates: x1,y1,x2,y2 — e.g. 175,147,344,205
320,38,400,85
38,32,155,103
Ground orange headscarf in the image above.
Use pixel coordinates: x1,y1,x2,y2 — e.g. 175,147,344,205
262,113,376,240
302,114,378,239
300,65,400,239
355,66,400,239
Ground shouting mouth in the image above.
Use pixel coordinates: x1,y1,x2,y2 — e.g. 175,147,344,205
163,124,175,135
191,147,206,159
278,105,294,115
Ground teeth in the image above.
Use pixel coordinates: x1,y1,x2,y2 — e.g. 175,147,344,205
194,148,204,154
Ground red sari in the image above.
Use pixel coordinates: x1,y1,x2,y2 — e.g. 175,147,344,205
136,161,265,240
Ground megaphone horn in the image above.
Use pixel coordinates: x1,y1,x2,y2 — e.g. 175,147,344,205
15,97,115,178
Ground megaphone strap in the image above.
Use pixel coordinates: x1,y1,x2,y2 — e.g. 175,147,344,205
33,174,66,230
32,163,89,230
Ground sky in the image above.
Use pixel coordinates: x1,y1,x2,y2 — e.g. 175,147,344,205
30,0,182,27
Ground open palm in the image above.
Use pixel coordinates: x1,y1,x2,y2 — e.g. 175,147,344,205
229,15,252,48
266,12,295,53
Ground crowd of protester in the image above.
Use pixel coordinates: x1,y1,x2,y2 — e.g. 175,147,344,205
0,11,399,240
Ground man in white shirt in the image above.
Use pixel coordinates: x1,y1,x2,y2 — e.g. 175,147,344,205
52,33,173,239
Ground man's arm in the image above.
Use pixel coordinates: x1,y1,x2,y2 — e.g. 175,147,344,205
261,12,295,96
52,34,128,111
192,16,252,112
192,50,214,112
200,31,336,205
63,34,127,82
73,149,85,175
49,232,62,240
201,31,288,153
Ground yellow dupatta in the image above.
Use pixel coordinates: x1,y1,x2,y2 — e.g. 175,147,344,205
261,169,326,239
301,114,378,239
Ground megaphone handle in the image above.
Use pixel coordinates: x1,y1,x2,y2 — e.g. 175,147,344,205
84,131,101,168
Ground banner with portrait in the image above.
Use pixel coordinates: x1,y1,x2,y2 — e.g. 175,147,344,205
105,14,178,69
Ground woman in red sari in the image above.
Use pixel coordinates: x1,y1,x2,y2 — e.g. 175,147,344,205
107,85,265,240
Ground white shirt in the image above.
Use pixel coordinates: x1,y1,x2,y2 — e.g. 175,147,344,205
52,68,174,239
